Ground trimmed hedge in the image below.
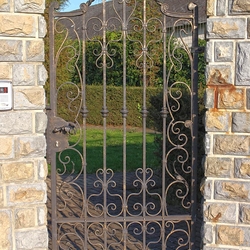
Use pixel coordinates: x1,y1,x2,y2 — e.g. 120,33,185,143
56,84,205,201
57,85,161,127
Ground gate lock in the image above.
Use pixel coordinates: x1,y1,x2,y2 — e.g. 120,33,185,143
53,122,76,134
46,115,76,161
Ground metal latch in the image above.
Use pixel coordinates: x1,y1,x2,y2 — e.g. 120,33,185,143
53,123,76,134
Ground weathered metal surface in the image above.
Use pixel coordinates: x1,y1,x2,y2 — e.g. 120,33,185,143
46,0,201,249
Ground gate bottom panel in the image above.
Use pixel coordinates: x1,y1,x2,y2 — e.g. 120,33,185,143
56,220,192,250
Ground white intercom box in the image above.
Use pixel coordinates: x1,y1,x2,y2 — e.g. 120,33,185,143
0,81,12,110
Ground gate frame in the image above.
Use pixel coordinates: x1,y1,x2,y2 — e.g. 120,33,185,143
46,1,201,249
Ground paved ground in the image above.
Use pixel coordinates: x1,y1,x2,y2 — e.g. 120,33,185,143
46,172,202,249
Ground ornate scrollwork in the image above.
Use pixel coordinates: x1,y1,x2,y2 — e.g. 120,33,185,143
165,220,191,249
58,223,85,249
49,0,198,248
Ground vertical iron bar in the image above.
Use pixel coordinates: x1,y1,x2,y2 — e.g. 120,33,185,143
190,3,198,249
142,0,147,247
49,3,58,250
49,4,57,117
161,14,167,250
81,9,88,249
101,0,108,248
121,0,128,248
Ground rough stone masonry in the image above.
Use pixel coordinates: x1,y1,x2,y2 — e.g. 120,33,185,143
203,0,250,249
0,0,48,249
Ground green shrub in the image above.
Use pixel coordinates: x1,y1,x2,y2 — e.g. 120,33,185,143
56,85,161,127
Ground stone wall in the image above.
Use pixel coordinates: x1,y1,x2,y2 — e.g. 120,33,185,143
203,0,250,249
0,0,48,249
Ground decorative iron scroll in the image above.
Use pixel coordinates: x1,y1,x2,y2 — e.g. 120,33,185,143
47,0,199,249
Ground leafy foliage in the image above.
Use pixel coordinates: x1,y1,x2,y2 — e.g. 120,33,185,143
57,85,161,127
69,0,199,87
72,33,203,87
44,0,73,100
72,32,143,86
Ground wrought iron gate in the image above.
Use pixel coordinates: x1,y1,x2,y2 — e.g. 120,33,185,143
47,0,201,249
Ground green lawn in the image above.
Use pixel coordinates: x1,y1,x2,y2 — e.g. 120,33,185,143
56,128,159,174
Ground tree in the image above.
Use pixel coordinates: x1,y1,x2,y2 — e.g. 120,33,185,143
70,0,204,88
44,0,72,98
127,0,164,86
72,31,142,86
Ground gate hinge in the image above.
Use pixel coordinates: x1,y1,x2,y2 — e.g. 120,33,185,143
191,46,205,53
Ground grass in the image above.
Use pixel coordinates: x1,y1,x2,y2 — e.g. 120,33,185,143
56,127,159,174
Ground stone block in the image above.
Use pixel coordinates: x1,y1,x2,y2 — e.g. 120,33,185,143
38,206,47,226
1,162,34,182
205,41,213,62
26,40,44,62
0,112,33,134
204,134,212,154
204,88,215,109
248,18,250,38
240,204,250,224
35,112,47,133
214,42,234,62
0,63,11,79
38,65,48,86
235,158,250,178
0,40,23,61
230,0,250,13
217,225,250,246
15,208,35,229
0,188,3,207
0,210,11,249
7,183,46,205
215,180,250,201
247,89,250,109
0,14,36,37
15,0,45,13
0,136,13,159
0,0,9,12
214,135,249,155
207,0,215,16
38,16,46,38
14,87,45,109
206,65,232,85
16,135,46,158
15,227,48,249
202,223,214,244
200,178,213,200
13,64,36,86
236,42,250,85
204,202,236,223
38,158,47,180
205,157,232,177
232,112,250,132
205,111,230,132
207,18,245,39
218,88,244,109
217,0,227,15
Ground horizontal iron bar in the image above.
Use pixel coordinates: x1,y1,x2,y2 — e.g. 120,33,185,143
55,214,192,224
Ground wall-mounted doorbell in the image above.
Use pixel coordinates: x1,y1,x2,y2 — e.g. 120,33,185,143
0,81,12,111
